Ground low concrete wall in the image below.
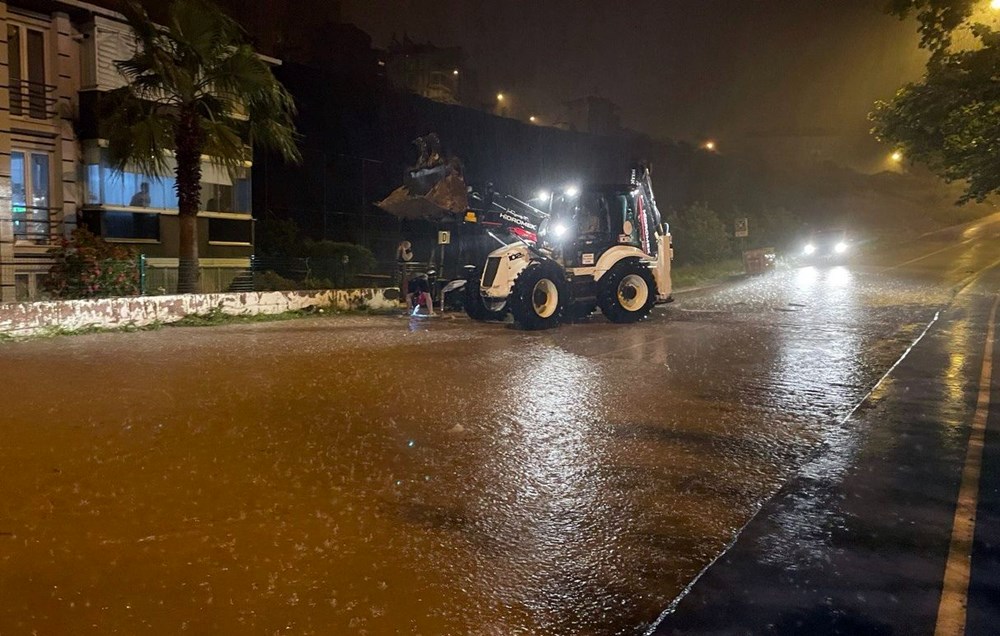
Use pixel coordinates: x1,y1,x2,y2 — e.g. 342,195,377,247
0,288,402,338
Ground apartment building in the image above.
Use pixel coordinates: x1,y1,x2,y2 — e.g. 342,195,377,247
0,0,254,302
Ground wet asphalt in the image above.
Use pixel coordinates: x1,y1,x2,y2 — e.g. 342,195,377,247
655,267,1000,635
1,214,1000,634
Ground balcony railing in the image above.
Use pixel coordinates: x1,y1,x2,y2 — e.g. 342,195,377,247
8,79,57,120
12,207,56,244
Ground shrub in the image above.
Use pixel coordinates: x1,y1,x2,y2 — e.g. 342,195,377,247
301,277,335,290
255,213,301,257
300,240,378,288
44,228,141,299
254,270,299,291
667,202,732,266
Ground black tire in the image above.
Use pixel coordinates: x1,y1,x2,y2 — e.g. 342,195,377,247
509,260,567,330
463,266,507,321
598,258,656,324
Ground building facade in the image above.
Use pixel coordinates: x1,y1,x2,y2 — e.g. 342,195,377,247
0,0,255,302
385,36,465,105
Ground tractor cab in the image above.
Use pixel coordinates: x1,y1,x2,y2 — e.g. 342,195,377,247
538,186,661,267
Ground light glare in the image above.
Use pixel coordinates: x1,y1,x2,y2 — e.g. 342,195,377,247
804,244,816,255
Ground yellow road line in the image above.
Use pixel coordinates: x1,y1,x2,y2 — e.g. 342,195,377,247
934,294,999,636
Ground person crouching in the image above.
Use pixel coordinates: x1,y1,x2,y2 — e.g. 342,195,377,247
406,273,434,316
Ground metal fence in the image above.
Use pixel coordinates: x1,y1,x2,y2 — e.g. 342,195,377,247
245,256,415,292
4,255,416,302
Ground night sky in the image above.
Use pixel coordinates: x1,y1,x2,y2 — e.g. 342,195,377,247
341,0,927,171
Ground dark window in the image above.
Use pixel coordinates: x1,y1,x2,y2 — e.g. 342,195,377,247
27,30,45,118
103,211,160,240
8,26,20,117
8,24,47,119
208,218,252,244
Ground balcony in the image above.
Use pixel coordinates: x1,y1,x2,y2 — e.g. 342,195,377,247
12,207,56,244
8,79,57,120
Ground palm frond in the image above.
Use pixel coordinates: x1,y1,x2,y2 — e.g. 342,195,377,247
101,93,175,178
110,0,300,171
199,117,250,171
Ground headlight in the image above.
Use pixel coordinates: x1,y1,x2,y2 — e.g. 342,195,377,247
835,242,848,253
803,244,816,255
553,223,568,237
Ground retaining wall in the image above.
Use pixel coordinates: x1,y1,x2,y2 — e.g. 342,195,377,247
0,288,401,338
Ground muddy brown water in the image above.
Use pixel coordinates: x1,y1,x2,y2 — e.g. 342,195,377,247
5,215,998,634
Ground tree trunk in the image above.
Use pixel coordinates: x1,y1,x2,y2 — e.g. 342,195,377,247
175,106,204,294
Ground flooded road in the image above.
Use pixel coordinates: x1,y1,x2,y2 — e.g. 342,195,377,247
2,214,1000,634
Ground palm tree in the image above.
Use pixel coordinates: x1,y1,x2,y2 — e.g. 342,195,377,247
102,0,300,293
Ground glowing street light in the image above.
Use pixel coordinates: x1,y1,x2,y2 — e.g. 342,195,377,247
891,150,903,163
529,115,537,123
496,92,505,102
453,69,459,76
703,140,717,151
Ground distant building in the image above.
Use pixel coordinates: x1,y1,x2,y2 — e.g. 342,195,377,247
385,35,465,105
561,96,623,136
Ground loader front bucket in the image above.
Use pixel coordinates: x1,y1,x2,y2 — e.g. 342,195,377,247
376,165,469,221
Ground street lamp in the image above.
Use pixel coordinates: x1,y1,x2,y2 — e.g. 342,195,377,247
703,140,716,151
891,150,903,163
497,92,505,102
453,69,459,76
529,115,537,123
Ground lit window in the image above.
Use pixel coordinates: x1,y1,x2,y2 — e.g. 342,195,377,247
82,147,251,214
11,150,51,243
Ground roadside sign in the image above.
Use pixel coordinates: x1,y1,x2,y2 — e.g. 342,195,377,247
438,230,451,245
735,218,749,238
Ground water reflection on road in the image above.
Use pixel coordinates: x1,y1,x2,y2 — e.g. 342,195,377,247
0,259,966,635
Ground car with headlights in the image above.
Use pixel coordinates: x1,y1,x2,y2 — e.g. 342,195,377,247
800,229,850,262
